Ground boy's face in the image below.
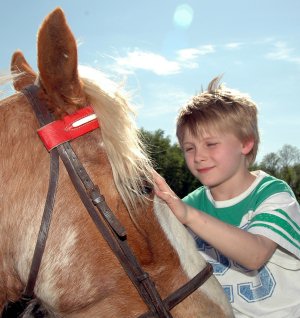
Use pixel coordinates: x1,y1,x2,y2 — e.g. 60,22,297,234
182,128,252,191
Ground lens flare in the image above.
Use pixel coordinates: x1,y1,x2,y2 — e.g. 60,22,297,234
173,4,194,29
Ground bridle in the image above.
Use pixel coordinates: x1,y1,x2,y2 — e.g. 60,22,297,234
7,84,213,317
4,84,213,318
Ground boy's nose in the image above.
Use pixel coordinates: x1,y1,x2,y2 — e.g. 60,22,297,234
194,148,207,162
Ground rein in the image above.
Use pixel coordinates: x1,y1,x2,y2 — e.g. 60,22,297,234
12,85,213,317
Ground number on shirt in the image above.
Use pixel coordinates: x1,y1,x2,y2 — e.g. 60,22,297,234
195,237,276,302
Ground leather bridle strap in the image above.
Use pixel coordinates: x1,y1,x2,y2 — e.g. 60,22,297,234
139,262,213,318
55,138,213,318
22,85,173,317
56,142,173,318
23,151,59,298
22,87,59,300
22,84,213,318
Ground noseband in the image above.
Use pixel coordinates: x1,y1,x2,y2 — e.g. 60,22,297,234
3,85,213,318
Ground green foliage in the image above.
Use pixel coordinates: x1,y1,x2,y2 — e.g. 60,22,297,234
141,128,300,202
256,144,300,202
140,128,201,198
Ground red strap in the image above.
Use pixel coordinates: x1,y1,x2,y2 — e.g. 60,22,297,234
38,106,99,151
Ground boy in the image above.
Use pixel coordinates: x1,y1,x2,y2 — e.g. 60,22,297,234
154,76,300,317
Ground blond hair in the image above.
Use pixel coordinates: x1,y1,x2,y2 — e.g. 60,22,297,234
176,76,259,165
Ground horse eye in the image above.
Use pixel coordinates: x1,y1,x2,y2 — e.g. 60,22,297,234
141,181,153,195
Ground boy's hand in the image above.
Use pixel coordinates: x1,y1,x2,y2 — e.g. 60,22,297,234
153,170,191,224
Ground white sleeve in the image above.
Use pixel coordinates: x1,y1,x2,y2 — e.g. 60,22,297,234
248,192,300,260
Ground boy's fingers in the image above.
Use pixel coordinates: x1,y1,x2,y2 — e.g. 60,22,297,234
152,169,166,183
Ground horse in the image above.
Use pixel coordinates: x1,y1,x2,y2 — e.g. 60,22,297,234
0,7,233,318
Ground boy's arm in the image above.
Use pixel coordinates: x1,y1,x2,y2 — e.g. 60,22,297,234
154,171,277,270
184,206,277,270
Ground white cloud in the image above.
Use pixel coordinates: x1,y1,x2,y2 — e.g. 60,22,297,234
99,38,300,78
224,42,243,49
112,50,181,75
176,48,201,60
176,45,215,60
265,41,300,64
109,45,215,76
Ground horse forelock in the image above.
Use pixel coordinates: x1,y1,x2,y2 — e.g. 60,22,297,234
1,67,154,213
79,66,154,213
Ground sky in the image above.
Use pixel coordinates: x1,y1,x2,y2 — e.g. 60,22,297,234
1,1,299,162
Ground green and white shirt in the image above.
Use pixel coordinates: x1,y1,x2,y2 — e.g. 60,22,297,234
183,170,300,318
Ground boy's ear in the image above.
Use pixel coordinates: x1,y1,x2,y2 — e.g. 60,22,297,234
241,138,255,155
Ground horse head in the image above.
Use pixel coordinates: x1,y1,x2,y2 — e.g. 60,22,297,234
0,7,233,318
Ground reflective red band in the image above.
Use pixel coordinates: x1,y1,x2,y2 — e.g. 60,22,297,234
38,106,99,151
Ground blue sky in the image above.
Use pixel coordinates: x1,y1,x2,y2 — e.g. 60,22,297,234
1,1,299,162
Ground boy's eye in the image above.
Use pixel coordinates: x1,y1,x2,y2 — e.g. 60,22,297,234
207,143,218,147
184,147,193,152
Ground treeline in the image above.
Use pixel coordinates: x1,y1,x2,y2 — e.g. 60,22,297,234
140,128,300,202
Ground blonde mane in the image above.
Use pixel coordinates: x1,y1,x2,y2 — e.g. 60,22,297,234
1,67,154,213
79,66,154,212
0,73,16,98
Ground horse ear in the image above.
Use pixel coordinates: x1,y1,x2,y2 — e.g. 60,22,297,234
11,51,37,91
37,7,86,109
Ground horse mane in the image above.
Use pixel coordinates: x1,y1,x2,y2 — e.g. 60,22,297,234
1,63,154,213
0,73,16,98
79,67,154,213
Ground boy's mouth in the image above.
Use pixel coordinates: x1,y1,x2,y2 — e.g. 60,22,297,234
197,167,214,174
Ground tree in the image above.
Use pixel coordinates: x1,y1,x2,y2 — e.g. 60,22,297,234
140,128,201,198
291,164,300,200
259,152,281,177
257,144,300,202
278,144,300,168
